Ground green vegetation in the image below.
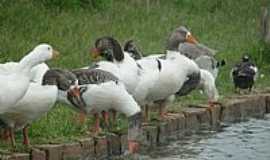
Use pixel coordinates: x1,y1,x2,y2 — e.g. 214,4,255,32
0,0,269,151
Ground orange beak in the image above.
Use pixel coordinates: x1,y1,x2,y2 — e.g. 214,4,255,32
90,48,101,60
186,34,198,44
52,49,60,59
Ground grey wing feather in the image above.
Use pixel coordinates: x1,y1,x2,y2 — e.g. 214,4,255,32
42,69,76,85
176,72,201,96
195,55,218,78
72,69,119,85
179,43,216,59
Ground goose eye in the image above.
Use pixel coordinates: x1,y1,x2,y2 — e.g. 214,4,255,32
47,47,50,51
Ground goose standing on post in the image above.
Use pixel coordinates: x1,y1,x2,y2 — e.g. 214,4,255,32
46,68,142,154
0,63,57,147
72,69,142,154
124,39,201,120
0,44,60,147
90,37,160,121
90,37,145,118
166,26,220,106
124,40,219,116
0,44,59,114
231,55,258,93
0,65,85,148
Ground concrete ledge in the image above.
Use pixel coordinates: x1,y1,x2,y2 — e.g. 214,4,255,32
1,153,30,160
3,93,270,160
221,95,266,123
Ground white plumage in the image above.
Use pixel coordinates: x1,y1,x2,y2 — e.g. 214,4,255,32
95,52,141,95
0,44,58,113
132,58,160,106
0,83,57,130
124,40,219,105
195,55,220,79
80,82,140,116
198,69,219,102
145,51,200,101
0,63,58,146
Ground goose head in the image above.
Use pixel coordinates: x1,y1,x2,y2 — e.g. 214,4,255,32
167,26,198,51
19,44,60,71
124,40,143,60
42,69,86,112
66,80,87,113
33,44,60,61
91,36,124,62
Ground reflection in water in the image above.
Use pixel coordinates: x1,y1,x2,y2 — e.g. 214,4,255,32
141,114,270,160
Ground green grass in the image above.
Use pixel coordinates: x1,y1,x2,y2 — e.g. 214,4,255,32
1,0,270,151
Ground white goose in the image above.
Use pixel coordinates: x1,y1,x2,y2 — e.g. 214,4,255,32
90,37,160,123
124,40,219,118
166,26,220,106
0,62,71,147
0,44,59,114
155,27,220,105
0,44,59,146
124,40,200,119
89,37,148,153
147,50,200,117
90,37,141,95
47,68,142,154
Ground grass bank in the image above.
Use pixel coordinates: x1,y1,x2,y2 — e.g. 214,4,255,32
0,0,269,151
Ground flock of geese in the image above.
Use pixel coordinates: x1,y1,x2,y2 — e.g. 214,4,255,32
0,26,258,154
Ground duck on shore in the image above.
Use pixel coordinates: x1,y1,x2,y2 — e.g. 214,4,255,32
231,55,258,93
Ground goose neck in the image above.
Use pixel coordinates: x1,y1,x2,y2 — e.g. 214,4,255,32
18,51,45,74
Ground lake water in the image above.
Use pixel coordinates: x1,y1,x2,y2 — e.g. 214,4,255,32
140,114,270,160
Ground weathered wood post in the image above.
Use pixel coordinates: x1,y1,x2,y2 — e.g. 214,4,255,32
261,6,270,44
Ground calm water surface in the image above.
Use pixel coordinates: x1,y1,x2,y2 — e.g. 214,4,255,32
140,114,270,160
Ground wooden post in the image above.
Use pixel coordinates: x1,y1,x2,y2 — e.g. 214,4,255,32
146,0,150,13
261,5,270,44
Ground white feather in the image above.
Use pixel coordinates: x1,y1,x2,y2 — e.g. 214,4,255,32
0,44,55,113
81,82,141,116
198,69,219,102
0,63,57,130
95,52,140,95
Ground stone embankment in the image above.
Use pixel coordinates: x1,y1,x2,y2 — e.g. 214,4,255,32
2,93,270,160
